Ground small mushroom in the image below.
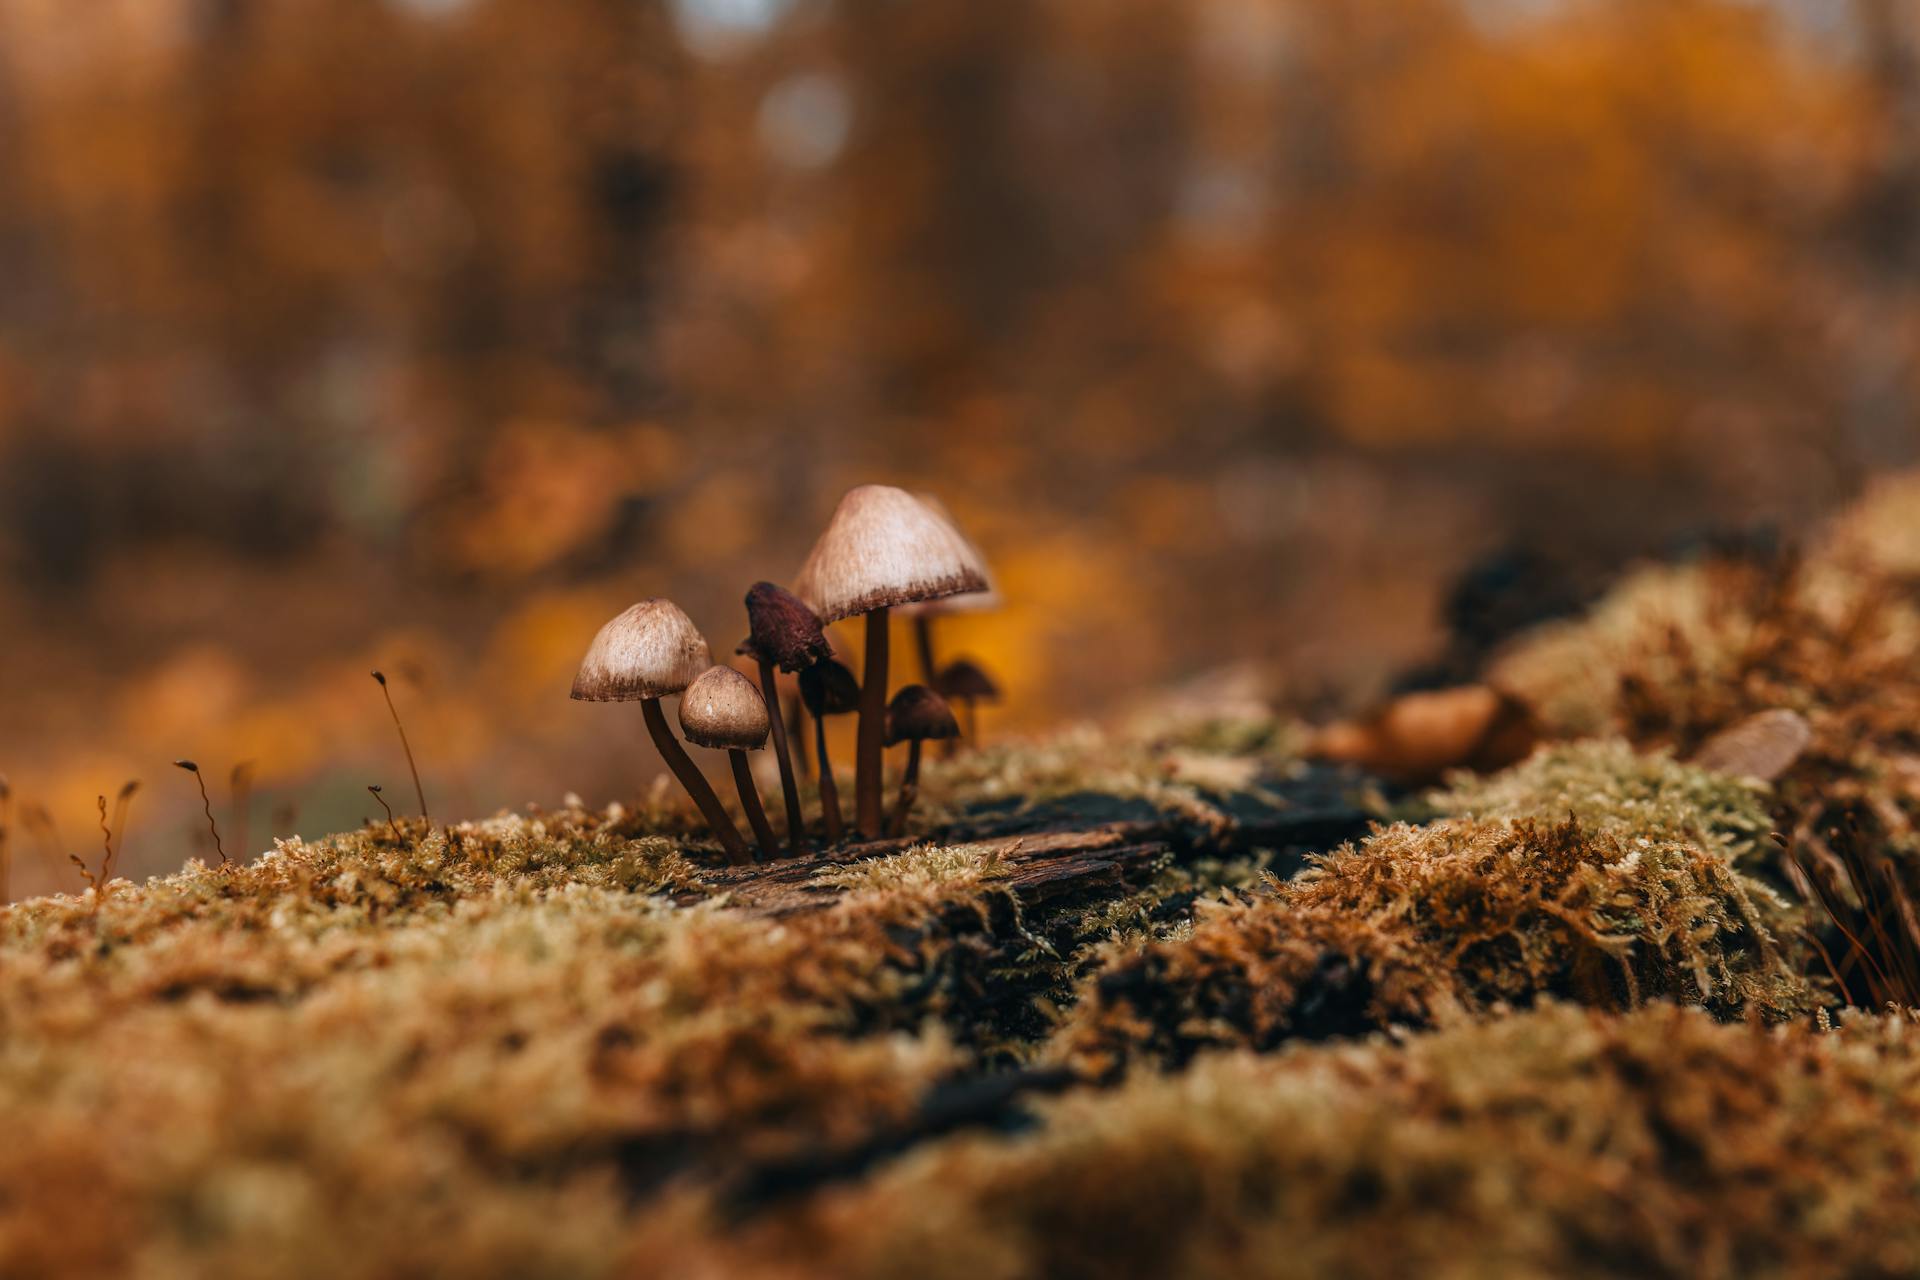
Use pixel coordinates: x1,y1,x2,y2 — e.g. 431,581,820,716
794,486,988,839
740,582,833,855
1691,709,1811,782
678,665,780,862
571,599,751,865
799,658,861,842
885,684,960,836
934,656,1001,753
1307,684,1536,786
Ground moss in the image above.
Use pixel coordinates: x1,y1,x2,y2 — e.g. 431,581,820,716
812,842,1012,901
1485,496,1920,905
0,805,1070,1276
1487,560,1739,739
0,697,1878,1277
1055,811,1808,1073
1433,739,1776,865
695,1002,1920,1280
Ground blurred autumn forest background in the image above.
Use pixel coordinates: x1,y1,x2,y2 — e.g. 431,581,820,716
2,0,1918,896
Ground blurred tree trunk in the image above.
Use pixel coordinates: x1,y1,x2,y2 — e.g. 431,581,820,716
1845,0,1920,472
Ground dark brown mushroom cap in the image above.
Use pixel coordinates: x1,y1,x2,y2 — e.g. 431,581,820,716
677,665,770,751
799,659,862,718
935,657,1001,702
885,684,960,746
570,599,711,702
741,581,834,674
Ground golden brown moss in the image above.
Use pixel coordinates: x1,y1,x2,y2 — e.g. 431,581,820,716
0,699,1866,1277
1053,813,1808,1073
687,1003,1920,1280
1485,495,1920,943
1433,738,1776,865
0,804,1075,1277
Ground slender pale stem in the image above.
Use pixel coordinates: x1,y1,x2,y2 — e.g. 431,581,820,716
730,751,779,862
641,697,750,865
816,715,844,841
889,740,923,837
757,657,808,856
856,606,889,839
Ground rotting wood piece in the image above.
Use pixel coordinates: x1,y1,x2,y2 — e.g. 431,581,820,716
693,824,1173,919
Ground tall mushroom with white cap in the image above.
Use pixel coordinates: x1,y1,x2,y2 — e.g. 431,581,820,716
570,599,751,865
678,664,779,862
794,486,989,839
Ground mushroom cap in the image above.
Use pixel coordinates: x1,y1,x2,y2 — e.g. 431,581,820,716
935,657,1001,702
897,493,1000,617
1692,708,1811,782
793,485,990,623
885,684,961,745
571,599,711,702
741,581,834,674
799,659,862,718
677,665,770,751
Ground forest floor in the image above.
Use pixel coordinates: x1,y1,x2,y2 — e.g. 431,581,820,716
10,476,1920,1278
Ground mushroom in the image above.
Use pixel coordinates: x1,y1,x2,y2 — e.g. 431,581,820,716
678,665,780,862
934,657,1001,751
898,493,1000,683
799,658,861,842
794,486,988,839
884,684,960,837
739,581,833,856
570,599,751,865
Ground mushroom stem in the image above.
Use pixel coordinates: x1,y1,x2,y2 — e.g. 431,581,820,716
965,697,979,750
888,740,923,837
856,605,890,839
788,693,811,780
729,751,779,861
640,697,751,865
816,715,844,841
914,615,938,683
756,657,809,856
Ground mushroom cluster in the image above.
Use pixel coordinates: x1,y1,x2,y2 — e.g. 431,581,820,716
569,485,1002,860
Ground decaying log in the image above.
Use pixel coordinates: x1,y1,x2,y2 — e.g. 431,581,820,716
696,762,1379,919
